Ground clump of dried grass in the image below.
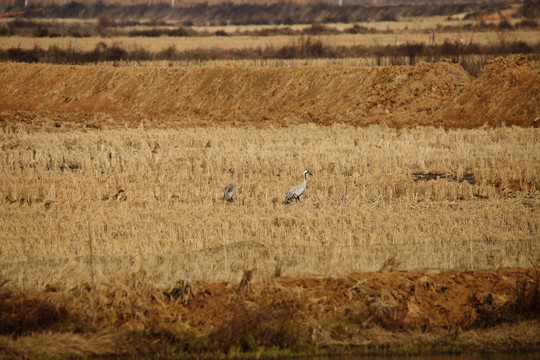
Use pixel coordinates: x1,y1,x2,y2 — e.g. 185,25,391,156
0,288,74,336
0,331,119,358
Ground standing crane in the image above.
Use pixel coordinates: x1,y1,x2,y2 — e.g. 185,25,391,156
223,169,236,202
285,169,311,203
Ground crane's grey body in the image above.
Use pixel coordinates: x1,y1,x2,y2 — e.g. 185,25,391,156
285,169,310,203
223,169,236,201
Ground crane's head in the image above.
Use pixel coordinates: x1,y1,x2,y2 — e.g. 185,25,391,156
229,168,235,174
304,169,311,176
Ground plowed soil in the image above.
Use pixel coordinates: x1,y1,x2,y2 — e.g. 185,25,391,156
179,268,539,335
1,55,539,130
0,268,539,358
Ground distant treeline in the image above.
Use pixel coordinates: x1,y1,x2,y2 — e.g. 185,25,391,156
4,0,537,26
0,0,523,7
1,37,538,75
1,18,538,39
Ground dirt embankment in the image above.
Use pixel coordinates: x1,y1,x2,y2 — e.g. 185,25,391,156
0,55,539,129
0,268,538,358
181,268,539,335
432,56,540,128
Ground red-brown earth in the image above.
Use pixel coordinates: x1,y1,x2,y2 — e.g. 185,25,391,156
1,55,538,131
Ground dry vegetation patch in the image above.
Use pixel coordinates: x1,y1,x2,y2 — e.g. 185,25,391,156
0,125,538,290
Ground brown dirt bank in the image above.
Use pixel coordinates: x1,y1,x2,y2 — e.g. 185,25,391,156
0,268,539,358
1,55,538,130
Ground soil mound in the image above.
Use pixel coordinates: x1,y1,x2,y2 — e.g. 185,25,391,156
173,268,540,336
0,57,538,129
432,55,540,128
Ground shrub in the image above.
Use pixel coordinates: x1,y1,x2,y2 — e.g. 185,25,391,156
0,289,72,336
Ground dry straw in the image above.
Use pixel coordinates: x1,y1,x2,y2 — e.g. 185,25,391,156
0,124,538,289
2,30,539,52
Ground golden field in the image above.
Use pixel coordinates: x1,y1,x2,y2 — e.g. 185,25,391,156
2,15,539,58
1,124,538,290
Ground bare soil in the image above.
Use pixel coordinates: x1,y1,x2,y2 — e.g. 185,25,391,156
1,55,539,131
0,268,538,358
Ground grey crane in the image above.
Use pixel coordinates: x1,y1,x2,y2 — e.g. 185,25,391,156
285,169,311,203
223,169,236,201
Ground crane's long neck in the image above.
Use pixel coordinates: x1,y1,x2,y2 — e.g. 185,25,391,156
230,173,234,183
303,172,307,184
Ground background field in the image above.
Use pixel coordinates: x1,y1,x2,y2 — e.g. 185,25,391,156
2,17,539,71
2,30,539,53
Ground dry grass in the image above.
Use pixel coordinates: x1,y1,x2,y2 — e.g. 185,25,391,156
193,17,532,33
0,16,534,36
0,124,538,290
0,332,119,358
2,30,539,52
2,17,537,71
